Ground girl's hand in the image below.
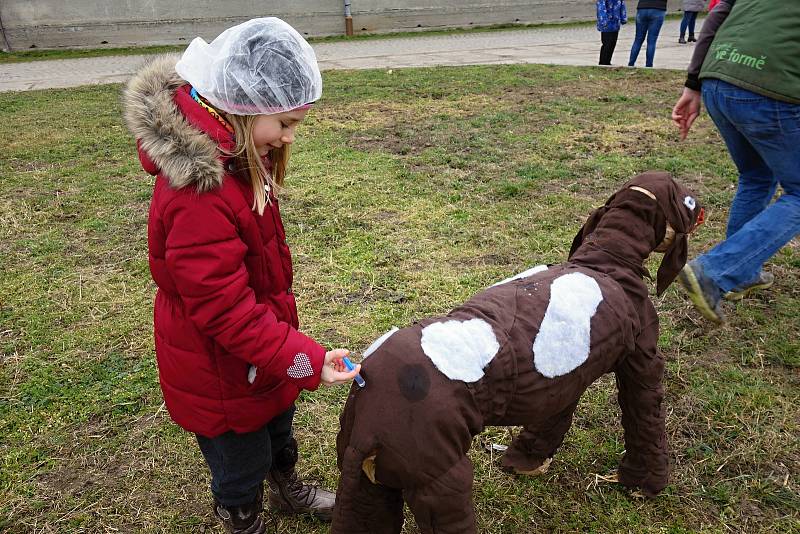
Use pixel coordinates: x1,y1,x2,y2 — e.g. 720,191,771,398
321,349,361,387
672,87,702,141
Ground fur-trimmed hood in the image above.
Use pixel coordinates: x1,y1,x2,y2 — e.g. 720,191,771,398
123,55,225,191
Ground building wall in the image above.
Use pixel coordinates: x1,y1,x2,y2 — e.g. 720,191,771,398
0,0,682,51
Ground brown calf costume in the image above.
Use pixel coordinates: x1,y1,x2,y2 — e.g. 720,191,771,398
333,172,704,534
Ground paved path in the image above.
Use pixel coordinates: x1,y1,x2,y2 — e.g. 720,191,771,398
0,19,696,93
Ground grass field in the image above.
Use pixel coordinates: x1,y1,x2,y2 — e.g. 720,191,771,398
1,63,798,533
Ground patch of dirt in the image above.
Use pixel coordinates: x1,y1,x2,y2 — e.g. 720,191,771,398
6,159,57,174
29,413,216,532
333,284,409,306
449,252,519,269
41,462,128,497
332,73,684,157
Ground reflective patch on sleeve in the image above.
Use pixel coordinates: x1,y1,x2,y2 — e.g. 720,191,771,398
287,353,314,379
533,272,603,378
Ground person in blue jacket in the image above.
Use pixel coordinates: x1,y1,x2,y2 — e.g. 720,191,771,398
597,0,628,65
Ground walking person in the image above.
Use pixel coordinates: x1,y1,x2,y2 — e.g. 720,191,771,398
671,0,800,323
123,17,361,533
597,0,628,65
679,0,705,43
628,0,668,67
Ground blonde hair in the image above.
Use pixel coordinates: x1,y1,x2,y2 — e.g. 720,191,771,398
224,113,291,215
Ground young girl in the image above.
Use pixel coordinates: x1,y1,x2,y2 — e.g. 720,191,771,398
123,18,360,533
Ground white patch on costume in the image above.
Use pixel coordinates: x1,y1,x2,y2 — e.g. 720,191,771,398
684,195,696,210
491,264,549,287
287,353,314,379
420,318,500,382
248,365,257,384
532,272,603,378
362,327,400,359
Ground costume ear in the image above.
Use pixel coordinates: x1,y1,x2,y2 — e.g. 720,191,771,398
569,206,608,258
656,233,688,295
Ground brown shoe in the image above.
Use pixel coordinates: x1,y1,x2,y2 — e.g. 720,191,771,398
266,468,335,521
213,486,270,534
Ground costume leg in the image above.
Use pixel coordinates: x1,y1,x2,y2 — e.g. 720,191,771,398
615,306,669,497
332,446,404,534
500,400,580,474
332,475,403,534
404,455,476,534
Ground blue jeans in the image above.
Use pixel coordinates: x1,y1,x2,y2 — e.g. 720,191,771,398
196,405,295,506
628,9,666,67
680,11,698,38
697,79,800,292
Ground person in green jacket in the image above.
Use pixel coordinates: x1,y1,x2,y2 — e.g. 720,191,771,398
671,0,800,323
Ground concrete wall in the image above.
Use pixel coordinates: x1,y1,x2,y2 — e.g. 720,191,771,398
0,0,683,51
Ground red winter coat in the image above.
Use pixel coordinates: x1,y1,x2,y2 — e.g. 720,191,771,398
123,56,326,438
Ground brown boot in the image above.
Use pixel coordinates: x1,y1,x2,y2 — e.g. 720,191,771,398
266,438,336,521
213,486,270,534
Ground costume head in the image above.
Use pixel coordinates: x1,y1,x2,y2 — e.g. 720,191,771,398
569,171,704,295
175,17,322,115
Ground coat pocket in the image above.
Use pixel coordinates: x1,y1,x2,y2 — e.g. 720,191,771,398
248,364,258,384
246,362,283,393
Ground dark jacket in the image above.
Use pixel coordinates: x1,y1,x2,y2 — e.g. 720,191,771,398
123,56,326,438
638,0,668,10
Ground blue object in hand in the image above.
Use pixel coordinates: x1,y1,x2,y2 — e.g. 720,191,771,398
343,356,366,388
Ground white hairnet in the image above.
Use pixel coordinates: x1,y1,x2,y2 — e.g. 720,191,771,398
175,17,322,115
